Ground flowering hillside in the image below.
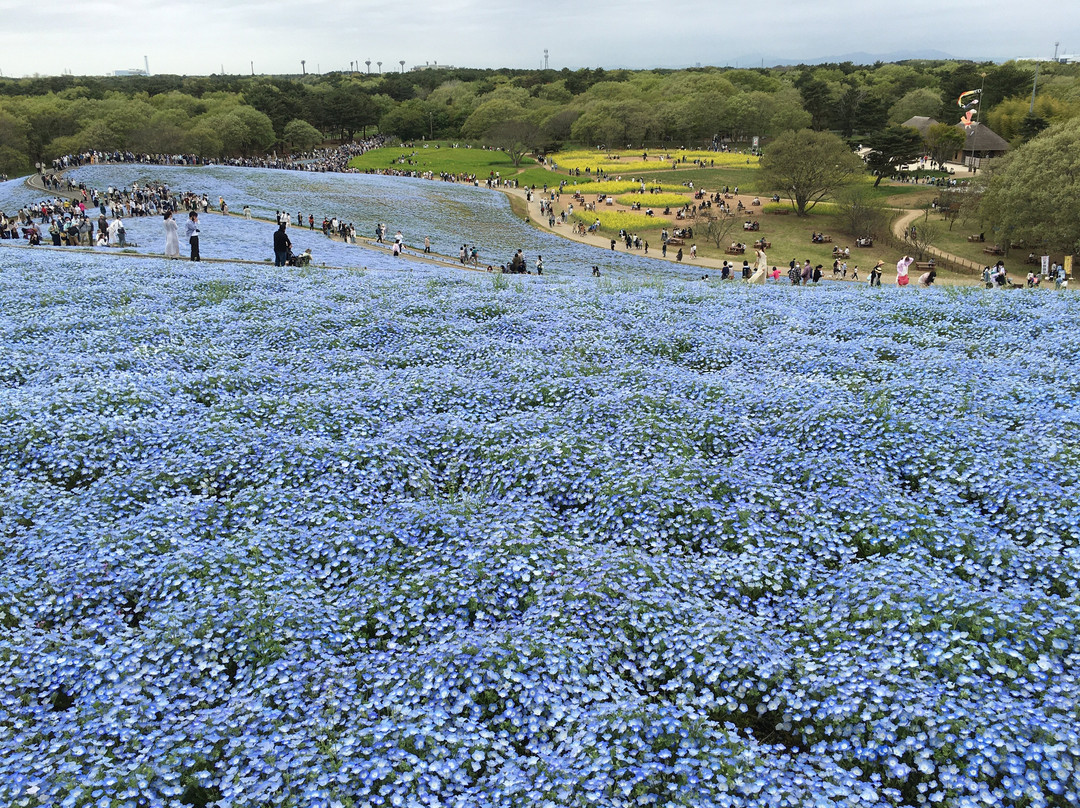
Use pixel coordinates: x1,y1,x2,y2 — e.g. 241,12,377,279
0,242,1077,807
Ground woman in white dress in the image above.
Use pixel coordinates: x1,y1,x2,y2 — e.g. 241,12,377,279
163,211,180,258
750,247,768,283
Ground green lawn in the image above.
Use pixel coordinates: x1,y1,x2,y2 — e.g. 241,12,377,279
348,142,971,276
350,143,526,176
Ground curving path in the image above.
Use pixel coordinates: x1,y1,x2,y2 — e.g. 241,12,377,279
890,207,985,278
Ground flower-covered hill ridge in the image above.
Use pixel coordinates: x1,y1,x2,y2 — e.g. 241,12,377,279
0,197,1078,806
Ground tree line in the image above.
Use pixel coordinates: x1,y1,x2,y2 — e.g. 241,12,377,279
1,60,1078,181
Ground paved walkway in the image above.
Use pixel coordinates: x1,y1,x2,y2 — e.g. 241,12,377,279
23,171,83,201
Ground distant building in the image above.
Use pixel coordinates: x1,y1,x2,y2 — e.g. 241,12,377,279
113,68,147,77
410,62,455,71
1017,54,1076,64
901,116,937,139
957,122,1010,165
901,116,1010,166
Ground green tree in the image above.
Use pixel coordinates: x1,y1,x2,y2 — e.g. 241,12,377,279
863,125,925,185
834,84,868,137
207,106,275,156
986,93,1080,142
282,118,322,151
794,72,834,130
569,99,657,147
924,122,966,169
760,128,865,215
379,99,428,140
538,108,580,152
978,118,1080,254
836,185,889,241
460,98,526,140
888,87,943,125
0,108,30,173
484,119,539,166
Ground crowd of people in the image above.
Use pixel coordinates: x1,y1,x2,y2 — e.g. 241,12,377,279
5,139,1073,289
43,137,385,177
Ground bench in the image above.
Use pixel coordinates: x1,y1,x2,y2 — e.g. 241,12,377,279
915,261,935,273
983,246,1005,256
666,237,685,246
967,235,985,243
811,235,833,244
855,239,874,248
753,240,771,250
725,247,746,256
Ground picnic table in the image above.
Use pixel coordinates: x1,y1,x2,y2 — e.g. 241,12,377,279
666,237,685,247
811,235,833,244
983,246,1005,256
725,245,746,256
753,239,771,250
967,234,985,243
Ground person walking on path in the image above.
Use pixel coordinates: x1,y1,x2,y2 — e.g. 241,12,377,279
274,222,292,266
186,211,200,261
163,211,180,258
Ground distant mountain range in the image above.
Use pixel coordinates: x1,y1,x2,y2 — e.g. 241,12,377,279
613,49,1007,71
730,49,996,68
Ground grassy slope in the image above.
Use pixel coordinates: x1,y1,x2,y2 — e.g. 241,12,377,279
350,143,977,278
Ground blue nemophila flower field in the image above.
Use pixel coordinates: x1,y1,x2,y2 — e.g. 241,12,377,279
0,167,1078,808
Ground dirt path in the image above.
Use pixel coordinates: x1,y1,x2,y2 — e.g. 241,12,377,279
891,207,986,283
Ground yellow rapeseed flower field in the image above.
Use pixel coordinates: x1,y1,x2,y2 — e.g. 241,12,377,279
570,209,669,233
553,149,757,174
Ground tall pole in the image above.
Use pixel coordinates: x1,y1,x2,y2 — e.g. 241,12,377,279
400,60,405,73
972,71,987,173
365,60,371,75
377,61,382,74
301,60,306,76
1029,63,1041,114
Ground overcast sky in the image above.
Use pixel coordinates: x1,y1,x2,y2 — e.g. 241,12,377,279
2,0,1076,77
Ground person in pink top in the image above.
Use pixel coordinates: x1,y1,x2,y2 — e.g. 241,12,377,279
896,255,914,286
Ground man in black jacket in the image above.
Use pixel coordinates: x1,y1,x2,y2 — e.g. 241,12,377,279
274,223,291,267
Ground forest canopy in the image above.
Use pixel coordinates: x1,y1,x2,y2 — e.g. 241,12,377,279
1,60,1078,178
